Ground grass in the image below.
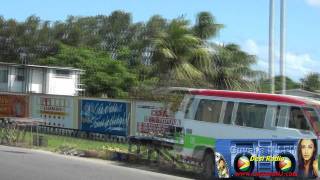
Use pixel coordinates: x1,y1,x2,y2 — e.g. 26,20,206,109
36,133,128,152
4,127,320,172
0,127,128,155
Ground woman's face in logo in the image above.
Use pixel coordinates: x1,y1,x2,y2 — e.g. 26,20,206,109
219,159,225,169
301,139,315,161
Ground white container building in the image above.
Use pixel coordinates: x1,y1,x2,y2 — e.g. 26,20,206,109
0,62,84,96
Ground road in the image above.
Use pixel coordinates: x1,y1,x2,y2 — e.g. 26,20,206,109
0,145,192,180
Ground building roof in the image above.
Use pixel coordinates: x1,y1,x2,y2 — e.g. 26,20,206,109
0,62,84,72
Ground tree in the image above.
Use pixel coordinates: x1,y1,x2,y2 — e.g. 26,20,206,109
0,18,19,62
100,11,132,59
36,44,137,97
258,75,300,93
0,16,58,63
193,12,223,40
24,16,59,62
301,73,320,92
203,43,262,91
0,11,271,97
151,17,211,87
139,15,167,66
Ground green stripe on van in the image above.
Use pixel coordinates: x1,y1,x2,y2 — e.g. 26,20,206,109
184,134,215,149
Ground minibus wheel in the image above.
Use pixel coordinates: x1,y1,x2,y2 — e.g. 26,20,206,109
202,151,215,180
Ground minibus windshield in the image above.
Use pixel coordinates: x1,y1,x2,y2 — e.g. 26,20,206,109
303,107,320,137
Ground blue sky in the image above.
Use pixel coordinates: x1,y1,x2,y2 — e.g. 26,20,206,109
1,0,319,81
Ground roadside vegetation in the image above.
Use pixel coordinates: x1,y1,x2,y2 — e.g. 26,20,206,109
0,125,199,173
0,126,127,157
1,11,319,98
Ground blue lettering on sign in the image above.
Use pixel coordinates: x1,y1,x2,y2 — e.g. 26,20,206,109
80,100,129,136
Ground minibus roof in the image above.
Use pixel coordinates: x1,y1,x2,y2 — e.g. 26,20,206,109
188,89,319,106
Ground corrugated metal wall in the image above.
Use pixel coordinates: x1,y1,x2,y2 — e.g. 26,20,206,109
0,93,29,117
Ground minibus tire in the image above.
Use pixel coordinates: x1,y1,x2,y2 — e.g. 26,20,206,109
201,152,215,180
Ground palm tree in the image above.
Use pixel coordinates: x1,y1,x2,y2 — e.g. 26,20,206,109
193,11,224,40
151,17,210,87
204,43,264,91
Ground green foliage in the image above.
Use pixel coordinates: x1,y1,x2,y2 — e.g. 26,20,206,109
0,11,269,97
37,44,137,97
152,17,211,87
275,76,300,91
301,73,320,92
203,43,262,91
0,15,58,63
258,76,300,93
193,11,223,40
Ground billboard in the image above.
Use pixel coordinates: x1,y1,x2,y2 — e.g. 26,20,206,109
80,99,130,136
30,94,78,129
0,94,28,117
131,101,164,136
132,101,183,143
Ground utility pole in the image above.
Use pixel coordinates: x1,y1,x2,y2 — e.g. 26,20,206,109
280,0,286,94
269,0,275,94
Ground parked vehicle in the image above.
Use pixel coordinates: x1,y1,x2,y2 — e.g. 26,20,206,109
173,88,320,178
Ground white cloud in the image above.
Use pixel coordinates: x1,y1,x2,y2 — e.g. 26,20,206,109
306,0,320,7
285,52,319,80
243,39,260,55
241,39,320,82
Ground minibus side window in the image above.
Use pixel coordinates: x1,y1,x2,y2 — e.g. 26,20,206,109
235,103,267,128
223,102,234,124
288,107,310,130
195,99,222,123
275,106,288,127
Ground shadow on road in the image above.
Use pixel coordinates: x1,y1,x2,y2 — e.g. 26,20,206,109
110,161,200,179
0,150,29,154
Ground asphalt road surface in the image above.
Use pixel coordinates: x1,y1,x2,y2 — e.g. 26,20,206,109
0,145,192,180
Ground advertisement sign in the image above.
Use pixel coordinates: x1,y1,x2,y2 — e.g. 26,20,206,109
214,139,318,178
133,101,183,143
0,94,28,117
30,94,77,129
80,99,130,136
